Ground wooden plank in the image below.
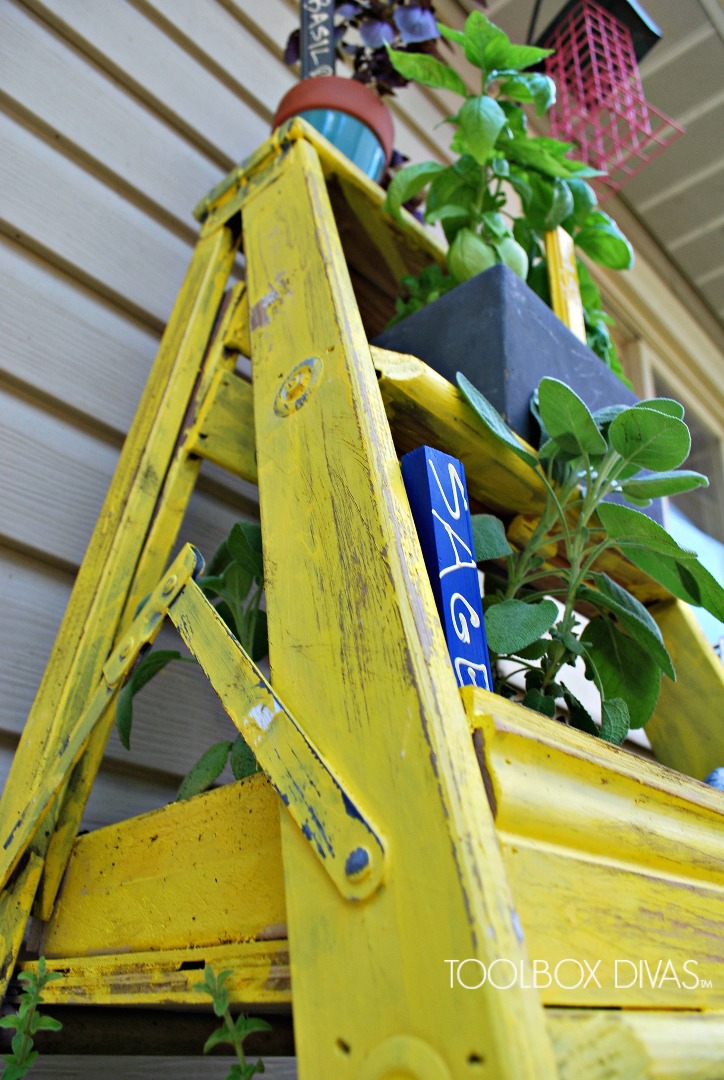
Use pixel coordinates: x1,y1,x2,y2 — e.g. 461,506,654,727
41,775,285,958
646,599,724,780
6,1059,298,1079
0,0,221,230
246,135,557,1078
0,110,192,326
548,1009,724,1079
464,687,724,1008
20,940,290,1009
25,0,269,165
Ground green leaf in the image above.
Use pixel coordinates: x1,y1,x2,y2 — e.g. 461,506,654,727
521,688,557,716
562,179,597,229
227,522,263,579
461,10,505,68
524,175,574,232
575,214,634,269
116,649,185,750
561,685,599,737
497,72,555,115
538,378,607,456
506,136,601,179
234,1015,272,1037
471,514,513,560
600,697,631,745
496,236,529,280
33,1015,62,1033
583,619,662,728
634,397,685,420
230,734,259,780
437,23,465,48
203,1027,232,1055
620,470,708,501
177,741,232,801
576,258,602,310
425,158,480,223
386,47,467,95
455,96,506,165
382,161,445,221
597,504,724,620
580,574,675,680
609,407,691,471
484,598,558,655
448,228,497,282
457,373,539,469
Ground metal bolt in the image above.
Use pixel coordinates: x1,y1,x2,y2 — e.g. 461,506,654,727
345,846,371,882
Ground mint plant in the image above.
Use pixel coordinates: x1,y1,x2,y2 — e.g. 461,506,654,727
0,958,62,1080
116,521,267,799
195,966,270,1079
459,374,724,744
383,10,632,375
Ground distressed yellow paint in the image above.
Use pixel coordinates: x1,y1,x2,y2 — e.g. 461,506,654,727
464,687,724,1007
373,347,547,515
646,600,724,779
168,579,386,902
186,369,257,483
0,853,43,996
245,136,558,1079
545,227,587,343
19,939,290,1009
41,774,285,959
548,1010,724,1079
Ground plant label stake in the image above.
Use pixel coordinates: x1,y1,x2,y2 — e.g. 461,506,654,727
300,0,336,79
402,446,493,691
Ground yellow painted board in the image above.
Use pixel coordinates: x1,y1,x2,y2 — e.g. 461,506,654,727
373,346,548,516
246,136,557,1079
464,688,724,1007
186,369,258,483
646,600,724,780
40,774,285,959
0,223,238,896
544,227,587,344
0,853,43,996
19,939,290,1009
548,1009,724,1079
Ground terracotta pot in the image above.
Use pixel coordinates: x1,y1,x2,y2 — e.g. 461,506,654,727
273,76,394,181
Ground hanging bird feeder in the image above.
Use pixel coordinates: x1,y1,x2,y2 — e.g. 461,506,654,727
536,0,684,193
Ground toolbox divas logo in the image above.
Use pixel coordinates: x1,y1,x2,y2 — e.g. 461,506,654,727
445,958,707,991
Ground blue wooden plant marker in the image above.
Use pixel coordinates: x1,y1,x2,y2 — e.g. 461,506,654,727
401,446,493,691
300,0,336,78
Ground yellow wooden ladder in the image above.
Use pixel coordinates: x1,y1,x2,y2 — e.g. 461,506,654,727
1,120,723,1079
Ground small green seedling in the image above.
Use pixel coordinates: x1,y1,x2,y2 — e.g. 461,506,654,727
195,966,270,1079
0,958,62,1079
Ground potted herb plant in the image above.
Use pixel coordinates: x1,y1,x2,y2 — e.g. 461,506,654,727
375,10,639,445
459,373,724,745
277,2,444,181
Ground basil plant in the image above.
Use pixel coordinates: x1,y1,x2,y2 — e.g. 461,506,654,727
459,375,724,745
383,11,632,376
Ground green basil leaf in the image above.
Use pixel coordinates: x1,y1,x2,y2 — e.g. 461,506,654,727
386,47,467,95
383,160,445,220
484,598,558,654
506,136,602,178
461,10,505,68
609,407,691,471
498,72,556,115
457,373,539,468
538,377,607,455
575,217,634,269
227,521,264,578
456,95,507,165
448,228,497,282
562,179,597,229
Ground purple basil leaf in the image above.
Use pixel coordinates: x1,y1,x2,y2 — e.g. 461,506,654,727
284,29,300,66
360,19,396,47
394,7,438,44
336,2,363,15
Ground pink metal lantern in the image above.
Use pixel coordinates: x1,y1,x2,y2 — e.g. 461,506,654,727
538,0,683,194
